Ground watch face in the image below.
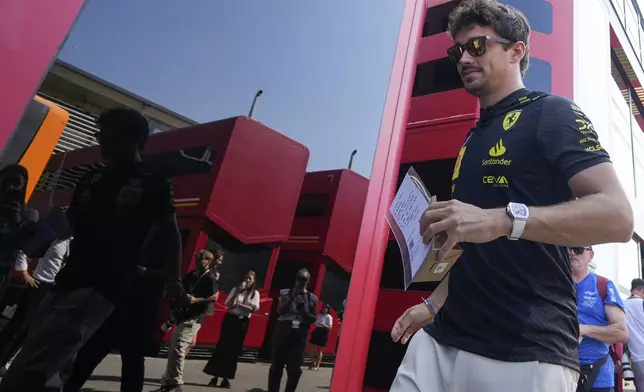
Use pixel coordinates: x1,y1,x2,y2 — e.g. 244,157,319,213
510,203,528,218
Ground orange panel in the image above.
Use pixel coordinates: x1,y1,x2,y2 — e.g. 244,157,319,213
20,97,69,201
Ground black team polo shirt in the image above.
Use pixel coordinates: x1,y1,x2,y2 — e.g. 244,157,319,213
424,88,612,371
54,162,175,303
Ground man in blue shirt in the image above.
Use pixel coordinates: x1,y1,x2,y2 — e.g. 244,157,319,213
572,246,628,392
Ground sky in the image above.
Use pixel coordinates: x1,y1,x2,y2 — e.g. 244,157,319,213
58,0,406,178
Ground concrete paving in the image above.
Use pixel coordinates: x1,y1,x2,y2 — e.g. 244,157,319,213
77,354,332,392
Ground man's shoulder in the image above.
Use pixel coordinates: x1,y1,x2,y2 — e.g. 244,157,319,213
536,93,586,116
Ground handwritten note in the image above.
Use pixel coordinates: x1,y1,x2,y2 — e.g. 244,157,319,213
388,171,433,285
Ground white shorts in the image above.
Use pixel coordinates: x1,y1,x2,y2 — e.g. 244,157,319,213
390,331,579,392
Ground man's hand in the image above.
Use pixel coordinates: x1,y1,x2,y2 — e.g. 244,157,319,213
21,271,39,288
420,200,510,260
136,265,146,276
391,303,434,344
579,324,589,337
188,295,198,305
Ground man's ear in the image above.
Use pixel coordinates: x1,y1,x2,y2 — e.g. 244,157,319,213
510,41,526,65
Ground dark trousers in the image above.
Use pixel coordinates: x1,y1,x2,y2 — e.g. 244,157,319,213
62,290,161,392
0,281,53,365
203,312,250,380
268,321,308,392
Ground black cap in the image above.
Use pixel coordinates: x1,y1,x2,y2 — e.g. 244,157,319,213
631,278,644,291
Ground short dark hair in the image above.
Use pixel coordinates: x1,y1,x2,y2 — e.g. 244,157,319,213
97,108,150,150
447,0,531,76
213,249,224,259
632,278,644,291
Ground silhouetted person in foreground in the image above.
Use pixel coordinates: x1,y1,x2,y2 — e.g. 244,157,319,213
0,108,185,392
62,225,170,392
268,269,317,392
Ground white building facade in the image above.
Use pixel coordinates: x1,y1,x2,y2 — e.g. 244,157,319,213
575,0,644,294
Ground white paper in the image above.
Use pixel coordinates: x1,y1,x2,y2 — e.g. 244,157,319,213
388,173,433,282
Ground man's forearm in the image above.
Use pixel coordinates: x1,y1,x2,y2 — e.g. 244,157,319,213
582,323,628,344
490,193,633,246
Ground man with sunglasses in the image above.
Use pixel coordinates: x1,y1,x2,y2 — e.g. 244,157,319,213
268,269,317,392
390,1,634,391
571,246,627,392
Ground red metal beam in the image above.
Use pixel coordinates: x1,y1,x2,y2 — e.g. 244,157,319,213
0,0,86,152
329,0,426,390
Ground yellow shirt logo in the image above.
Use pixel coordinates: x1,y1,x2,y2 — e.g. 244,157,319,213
488,139,506,157
452,146,467,181
502,110,522,131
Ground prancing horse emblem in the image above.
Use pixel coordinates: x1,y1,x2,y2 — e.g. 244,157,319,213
502,110,522,131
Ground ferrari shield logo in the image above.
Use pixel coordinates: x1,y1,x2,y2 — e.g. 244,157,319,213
502,110,522,131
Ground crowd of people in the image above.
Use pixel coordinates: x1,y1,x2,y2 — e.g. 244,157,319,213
0,103,337,392
4,0,644,391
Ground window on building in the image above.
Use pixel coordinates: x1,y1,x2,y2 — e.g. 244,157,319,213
523,58,552,93
294,193,330,217
205,237,271,294
412,58,463,97
504,0,553,34
422,2,458,37
269,261,311,291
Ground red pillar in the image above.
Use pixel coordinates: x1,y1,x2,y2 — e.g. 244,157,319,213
0,0,86,149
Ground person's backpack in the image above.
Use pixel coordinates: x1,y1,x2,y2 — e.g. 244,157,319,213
596,275,624,391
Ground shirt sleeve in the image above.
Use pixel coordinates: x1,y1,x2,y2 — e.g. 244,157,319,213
604,280,626,311
536,97,612,181
325,314,333,328
225,288,237,307
14,251,28,271
251,291,260,311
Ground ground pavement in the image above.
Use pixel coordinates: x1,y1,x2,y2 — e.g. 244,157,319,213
77,354,332,392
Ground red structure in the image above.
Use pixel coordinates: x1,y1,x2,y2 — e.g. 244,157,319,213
333,1,575,391
0,0,86,151
262,169,368,355
30,116,310,349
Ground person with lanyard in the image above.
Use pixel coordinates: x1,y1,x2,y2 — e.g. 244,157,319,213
203,270,260,389
268,268,317,392
624,279,644,391
389,1,634,391
154,249,220,392
571,246,627,392
0,108,185,392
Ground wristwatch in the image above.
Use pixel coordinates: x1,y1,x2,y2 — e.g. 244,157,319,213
506,202,529,240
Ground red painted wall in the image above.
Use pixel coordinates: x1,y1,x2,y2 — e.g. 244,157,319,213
0,0,85,152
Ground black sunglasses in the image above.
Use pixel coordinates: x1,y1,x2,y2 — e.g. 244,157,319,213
447,35,514,62
571,247,593,255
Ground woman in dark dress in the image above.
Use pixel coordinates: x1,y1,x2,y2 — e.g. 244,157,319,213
204,271,260,389
308,303,333,371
